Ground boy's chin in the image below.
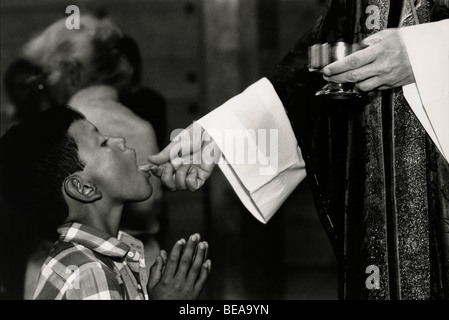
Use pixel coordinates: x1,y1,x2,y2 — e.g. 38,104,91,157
139,187,153,201
126,187,153,203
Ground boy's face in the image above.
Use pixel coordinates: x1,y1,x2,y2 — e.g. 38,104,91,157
69,119,153,202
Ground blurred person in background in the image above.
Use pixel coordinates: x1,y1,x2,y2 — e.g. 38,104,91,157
1,59,58,136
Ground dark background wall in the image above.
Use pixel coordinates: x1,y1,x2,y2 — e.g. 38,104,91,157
0,0,337,299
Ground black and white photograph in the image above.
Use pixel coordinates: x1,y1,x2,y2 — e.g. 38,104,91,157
0,0,448,308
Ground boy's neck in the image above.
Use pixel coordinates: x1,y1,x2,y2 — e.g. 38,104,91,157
67,201,124,237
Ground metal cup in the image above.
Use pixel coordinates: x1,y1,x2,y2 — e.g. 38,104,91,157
308,42,363,99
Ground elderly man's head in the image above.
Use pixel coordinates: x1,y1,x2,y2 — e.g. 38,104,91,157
22,14,133,104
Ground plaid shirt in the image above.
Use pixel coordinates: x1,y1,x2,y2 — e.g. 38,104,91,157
33,223,149,300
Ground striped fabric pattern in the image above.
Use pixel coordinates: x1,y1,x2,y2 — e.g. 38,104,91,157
33,223,148,300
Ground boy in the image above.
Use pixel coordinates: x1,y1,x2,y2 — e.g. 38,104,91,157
0,106,211,300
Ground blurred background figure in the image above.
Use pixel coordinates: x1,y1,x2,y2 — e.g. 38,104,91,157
1,59,57,135
118,34,168,149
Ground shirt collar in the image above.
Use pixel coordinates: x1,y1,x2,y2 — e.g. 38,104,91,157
57,222,130,259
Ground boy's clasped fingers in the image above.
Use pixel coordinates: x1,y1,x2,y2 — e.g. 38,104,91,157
194,258,211,295
176,233,201,278
186,240,208,284
162,238,186,279
147,234,211,300
148,254,165,289
159,249,168,265
178,235,211,297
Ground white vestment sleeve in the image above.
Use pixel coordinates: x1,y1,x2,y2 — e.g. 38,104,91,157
197,78,307,223
401,19,449,161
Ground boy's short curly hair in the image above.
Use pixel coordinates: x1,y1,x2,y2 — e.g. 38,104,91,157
0,106,87,299
1,106,86,238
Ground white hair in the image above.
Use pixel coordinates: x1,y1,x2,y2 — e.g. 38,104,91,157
21,14,130,102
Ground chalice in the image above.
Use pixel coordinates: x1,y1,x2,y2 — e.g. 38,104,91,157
308,42,363,99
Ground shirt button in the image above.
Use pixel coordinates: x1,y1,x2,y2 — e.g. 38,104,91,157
127,251,134,258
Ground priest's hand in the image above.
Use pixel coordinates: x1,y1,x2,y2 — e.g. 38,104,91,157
148,123,219,192
322,29,415,91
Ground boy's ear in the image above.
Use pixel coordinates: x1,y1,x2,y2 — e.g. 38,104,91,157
64,174,102,203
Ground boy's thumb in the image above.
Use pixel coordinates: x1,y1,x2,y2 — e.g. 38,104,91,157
148,256,164,289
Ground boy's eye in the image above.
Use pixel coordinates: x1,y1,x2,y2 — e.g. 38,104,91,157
101,139,108,147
